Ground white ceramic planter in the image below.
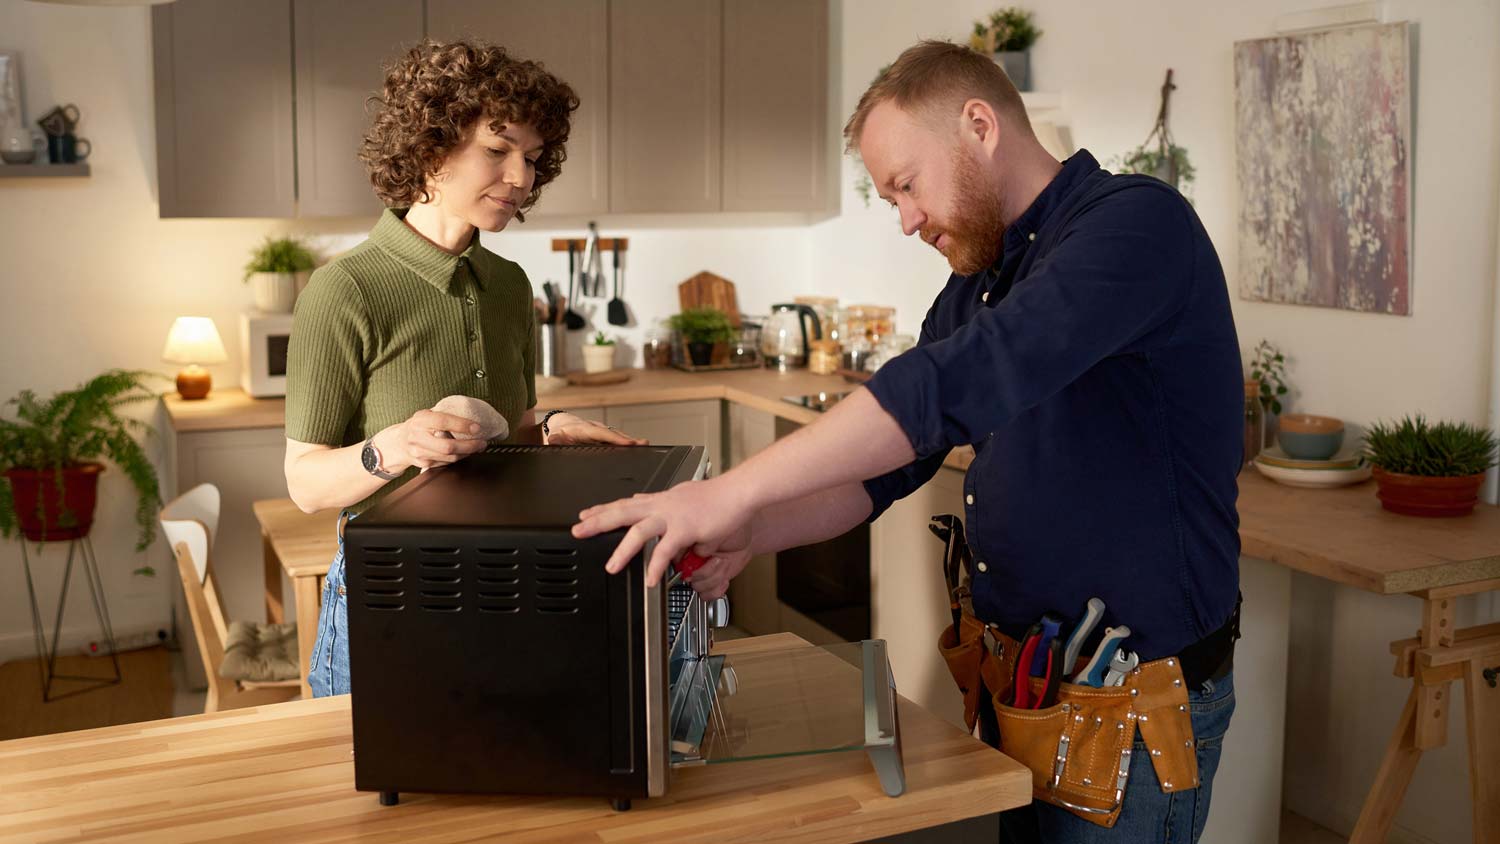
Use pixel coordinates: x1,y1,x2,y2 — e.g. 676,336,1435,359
249,271,299,314
582,344,615,374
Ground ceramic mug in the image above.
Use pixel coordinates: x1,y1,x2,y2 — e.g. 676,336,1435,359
1277,414,1345,460
46,132,90,164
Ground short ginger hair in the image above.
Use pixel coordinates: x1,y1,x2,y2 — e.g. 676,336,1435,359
843,40,1031,152
360,39,579,220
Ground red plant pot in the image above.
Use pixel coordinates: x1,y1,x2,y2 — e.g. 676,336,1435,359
4,462,105,541
1372,468,1485,518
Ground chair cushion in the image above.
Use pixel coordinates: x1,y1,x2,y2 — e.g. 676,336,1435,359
219,621,300,683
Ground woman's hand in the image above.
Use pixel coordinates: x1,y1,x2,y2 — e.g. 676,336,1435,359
372,409,491,473
545,413,648,446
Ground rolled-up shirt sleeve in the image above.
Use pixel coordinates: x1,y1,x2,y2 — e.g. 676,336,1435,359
865,184,1194,460
862,303,952,521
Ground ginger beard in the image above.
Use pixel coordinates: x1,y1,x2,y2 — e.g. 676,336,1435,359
922,143,1006,277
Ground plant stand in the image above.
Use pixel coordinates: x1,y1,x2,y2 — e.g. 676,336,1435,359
19,536,122,702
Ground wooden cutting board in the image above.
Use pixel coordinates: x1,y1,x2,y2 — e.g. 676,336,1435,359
565,369,633,386
678,271,741,327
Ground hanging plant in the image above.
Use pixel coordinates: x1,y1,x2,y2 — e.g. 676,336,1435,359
1110,69,1196,198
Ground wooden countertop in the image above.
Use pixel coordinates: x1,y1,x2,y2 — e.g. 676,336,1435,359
0,633,1030,843
164,376,1500,598
1236,469,1500,595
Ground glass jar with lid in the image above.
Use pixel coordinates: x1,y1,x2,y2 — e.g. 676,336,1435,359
842,305,896,346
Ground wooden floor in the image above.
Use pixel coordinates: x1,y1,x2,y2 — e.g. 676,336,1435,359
0,646,176,741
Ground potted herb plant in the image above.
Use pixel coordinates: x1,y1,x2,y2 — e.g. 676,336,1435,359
968,7,1042,91
0,370,165,565
668,308,736,368
1362,415,1497,517
1248,339,1289,447
582,331,616,374
244,236,318,314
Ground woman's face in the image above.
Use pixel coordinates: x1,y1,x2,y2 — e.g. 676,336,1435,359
429,120,543,232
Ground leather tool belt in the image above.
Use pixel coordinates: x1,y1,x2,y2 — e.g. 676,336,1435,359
939,614,1200,827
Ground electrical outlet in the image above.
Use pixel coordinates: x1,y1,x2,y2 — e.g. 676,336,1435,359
79,628,170,657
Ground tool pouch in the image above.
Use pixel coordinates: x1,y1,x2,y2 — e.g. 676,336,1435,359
942,622,1200,828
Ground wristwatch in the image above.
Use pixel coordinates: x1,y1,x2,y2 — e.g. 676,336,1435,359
361,435,400,480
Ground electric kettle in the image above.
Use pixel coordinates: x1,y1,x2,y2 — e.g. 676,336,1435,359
760,303,823,370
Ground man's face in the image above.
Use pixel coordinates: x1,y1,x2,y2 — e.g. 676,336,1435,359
429,119,542,232
859,100,1005,276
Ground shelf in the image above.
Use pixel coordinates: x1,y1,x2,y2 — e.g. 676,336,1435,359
1020,91,1063,114
0,163,91,179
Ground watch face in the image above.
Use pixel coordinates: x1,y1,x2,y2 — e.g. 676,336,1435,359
362,442,378,474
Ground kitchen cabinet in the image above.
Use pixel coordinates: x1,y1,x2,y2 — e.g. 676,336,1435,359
293,0,422,217
152,0,296,218
722,0,830,212
608,0,723,213
153,0,418,218
726,403,779,635
603,400,724,476
152,0,830,218
425,0,609,216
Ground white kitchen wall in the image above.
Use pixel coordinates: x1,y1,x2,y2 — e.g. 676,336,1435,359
1,1,1495,841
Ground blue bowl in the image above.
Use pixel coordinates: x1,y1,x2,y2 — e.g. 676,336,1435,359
1277,414,1345,461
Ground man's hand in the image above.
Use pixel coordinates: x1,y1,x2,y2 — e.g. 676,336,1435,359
681,525,753,600
545,413,647,446
572,476,754,587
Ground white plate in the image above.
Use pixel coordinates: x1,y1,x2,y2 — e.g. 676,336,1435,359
1252,457,1372,489
1257,443,1363,470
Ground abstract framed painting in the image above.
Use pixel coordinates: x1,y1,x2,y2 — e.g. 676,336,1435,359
1235,22,1413,315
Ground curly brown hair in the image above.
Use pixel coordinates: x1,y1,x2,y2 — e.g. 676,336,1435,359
360,39,579,220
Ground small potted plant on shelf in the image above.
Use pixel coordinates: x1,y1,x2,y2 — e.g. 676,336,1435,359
968,7,1042,91
1248,339,1289,447
0,370,166,571
582,331,616,374
244,235,318,314
668,308,736,368
1362,415,1497,517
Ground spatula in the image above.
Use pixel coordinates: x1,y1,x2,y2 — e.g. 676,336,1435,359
607,240,627,326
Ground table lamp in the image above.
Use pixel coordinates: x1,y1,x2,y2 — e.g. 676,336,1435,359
162,317,227,400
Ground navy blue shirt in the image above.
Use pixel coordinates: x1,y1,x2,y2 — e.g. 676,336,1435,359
863,150,1242,661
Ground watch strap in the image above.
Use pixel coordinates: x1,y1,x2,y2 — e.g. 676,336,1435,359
362,435,400,480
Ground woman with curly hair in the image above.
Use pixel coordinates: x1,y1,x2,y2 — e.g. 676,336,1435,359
284,40,641,698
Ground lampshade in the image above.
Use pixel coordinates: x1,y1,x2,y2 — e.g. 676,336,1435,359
162,317,227,365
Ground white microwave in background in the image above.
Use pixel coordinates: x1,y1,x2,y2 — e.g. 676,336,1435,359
240,311,293,398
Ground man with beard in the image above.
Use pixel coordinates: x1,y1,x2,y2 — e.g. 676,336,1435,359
574,40,1244,843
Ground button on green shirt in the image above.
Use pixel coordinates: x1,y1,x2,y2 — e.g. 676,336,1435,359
286,208,536,513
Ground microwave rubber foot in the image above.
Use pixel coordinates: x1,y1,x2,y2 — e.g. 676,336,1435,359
610,797,632,812
379,791,399,806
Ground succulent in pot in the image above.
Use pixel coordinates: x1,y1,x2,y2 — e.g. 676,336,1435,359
582,331,617,374
244,236,318,314
1361,415,1497,517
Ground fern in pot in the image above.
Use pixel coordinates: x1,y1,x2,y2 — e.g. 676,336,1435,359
1362,415,1497,517
244,236,318,314
0,370,166,562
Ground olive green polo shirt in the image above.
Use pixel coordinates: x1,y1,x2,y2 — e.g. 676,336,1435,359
286,208,536,513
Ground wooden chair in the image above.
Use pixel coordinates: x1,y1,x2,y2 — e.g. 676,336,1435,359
161,484,301,712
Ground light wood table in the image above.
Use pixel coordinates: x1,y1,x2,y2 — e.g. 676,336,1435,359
1235,470,1500,843
0,633,1030,843
252,498,340,700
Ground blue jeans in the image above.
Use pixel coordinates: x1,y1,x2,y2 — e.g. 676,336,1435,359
306,517,351,698
996,672,1236,843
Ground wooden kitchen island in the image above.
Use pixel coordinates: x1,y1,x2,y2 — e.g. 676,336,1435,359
0,633,1030,843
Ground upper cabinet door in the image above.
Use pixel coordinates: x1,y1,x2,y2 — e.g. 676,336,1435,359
426,0,609,217
153,0,296,218
293,0,422,218
610,0,722,213
723,0,829,213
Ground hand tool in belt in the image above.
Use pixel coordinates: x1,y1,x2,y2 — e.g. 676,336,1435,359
1073,625,1131,687
926,515,972,641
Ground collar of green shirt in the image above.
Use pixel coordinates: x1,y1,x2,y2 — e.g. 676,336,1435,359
370,207,486,294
